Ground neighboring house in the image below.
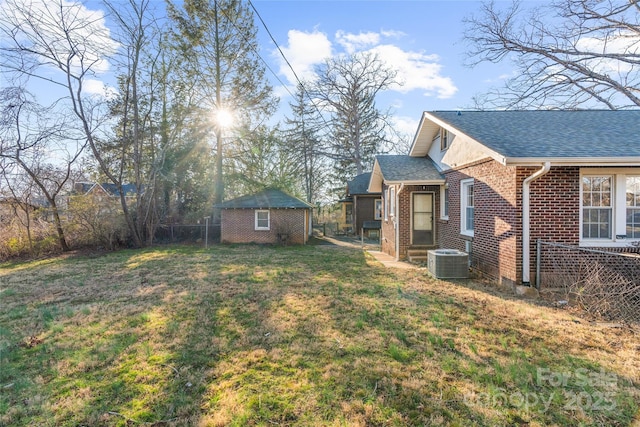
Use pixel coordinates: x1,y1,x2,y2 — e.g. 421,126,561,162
73,182,140,200
0,197,51,224
216,188,313,245
339,172,382,237
370,110,640,286
70,182,141,214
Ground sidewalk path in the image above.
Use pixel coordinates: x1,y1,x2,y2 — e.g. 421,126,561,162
366,250,422,270
316,235,420,270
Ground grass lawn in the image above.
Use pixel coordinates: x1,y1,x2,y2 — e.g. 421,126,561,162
0,244,638,426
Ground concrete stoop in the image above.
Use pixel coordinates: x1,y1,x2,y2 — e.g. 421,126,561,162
407,247,430,264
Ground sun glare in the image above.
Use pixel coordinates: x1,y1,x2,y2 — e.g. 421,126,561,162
216,109,234,128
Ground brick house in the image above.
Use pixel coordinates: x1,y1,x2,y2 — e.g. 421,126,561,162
338,172,382,237
370,110,640,286
217,188,313,245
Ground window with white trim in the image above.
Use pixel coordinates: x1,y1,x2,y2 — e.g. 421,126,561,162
582,176,612,239
440,129,451,151
579,169,640,245
440,186,449,220
460,179,474,236
255,210,270,230
389,186,396,218
433,128,452,151
627,176,640,238
374,199,382,220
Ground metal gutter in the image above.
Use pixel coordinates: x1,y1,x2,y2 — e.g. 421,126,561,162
395,184,405,262
522,162,551,286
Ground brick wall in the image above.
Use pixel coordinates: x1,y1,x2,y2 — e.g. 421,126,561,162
221,208,308,244
380,184,440,259
525,166,580,282
399,185,441,257
441,159,520,285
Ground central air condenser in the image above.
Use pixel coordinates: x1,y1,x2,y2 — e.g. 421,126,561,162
427,249,469,279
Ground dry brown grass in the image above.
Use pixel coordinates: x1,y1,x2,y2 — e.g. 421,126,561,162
0,244,638,426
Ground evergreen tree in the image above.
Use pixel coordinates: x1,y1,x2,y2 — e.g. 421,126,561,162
167,0,277,207
283,83,327,203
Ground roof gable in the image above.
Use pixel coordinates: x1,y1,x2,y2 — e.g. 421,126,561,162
369,155,444,192
216,188,312,209
347,173,377,195
412,110,640,166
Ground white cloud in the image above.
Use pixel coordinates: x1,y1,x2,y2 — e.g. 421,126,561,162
276,28,457,101
84,79,117,99
369,44,457,99
0,0,119,76
336,30,381,54
278,29,332,84
575,33,640,75
392,115,419,139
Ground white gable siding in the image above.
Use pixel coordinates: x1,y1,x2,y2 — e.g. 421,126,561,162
427,132,491,171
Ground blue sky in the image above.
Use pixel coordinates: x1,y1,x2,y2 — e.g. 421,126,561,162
250,0,515,136
1,0,516,139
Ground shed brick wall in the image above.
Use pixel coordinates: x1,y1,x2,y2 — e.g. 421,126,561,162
221,208,308,244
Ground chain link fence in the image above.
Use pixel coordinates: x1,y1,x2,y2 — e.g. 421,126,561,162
537,240,640,323
154,223,220,245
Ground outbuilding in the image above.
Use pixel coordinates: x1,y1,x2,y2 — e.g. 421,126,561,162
216,188,313,245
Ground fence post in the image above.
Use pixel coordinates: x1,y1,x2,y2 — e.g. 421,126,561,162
204,216,210,248
536,239,542,290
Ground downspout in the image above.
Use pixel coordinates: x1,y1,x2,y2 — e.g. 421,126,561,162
395,184,405,261
522,162,550,285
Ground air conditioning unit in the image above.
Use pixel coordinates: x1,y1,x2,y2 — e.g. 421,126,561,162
428,249,469,279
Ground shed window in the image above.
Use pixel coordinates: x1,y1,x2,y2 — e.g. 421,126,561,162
255,210,270,230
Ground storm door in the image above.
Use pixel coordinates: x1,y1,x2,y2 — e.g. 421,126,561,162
412,193,434,245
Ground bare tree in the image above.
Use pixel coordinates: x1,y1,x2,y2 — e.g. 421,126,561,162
103,0,164,246
310,52,398,184
0,0,122,245
464,0,640,110
0,87,85,251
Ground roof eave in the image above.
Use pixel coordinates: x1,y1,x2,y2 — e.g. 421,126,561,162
504,157,640,166
384,179,446,186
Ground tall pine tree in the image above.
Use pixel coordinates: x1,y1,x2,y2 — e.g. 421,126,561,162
167,0,277,207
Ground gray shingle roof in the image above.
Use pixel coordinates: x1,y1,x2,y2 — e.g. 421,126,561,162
347,173,377,195
216,188,312,209
376,155,444,182
429,110,640,159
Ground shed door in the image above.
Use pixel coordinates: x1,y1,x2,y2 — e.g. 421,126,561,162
413,193,434,245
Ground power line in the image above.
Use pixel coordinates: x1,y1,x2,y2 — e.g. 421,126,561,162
247,0,331,128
